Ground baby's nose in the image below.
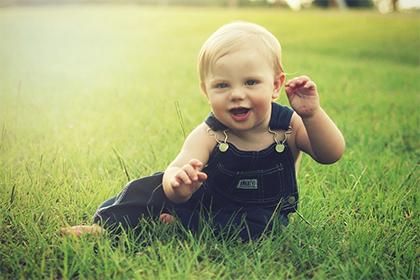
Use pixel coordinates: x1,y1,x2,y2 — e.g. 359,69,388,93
230,88,245,100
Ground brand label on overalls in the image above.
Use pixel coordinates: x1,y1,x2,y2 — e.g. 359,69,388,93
236,179,258,190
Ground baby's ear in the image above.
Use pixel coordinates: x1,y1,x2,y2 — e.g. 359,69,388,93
272,73,285,100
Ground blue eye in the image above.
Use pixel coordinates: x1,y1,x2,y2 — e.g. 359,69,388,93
245,80,258,86
215,83,229,89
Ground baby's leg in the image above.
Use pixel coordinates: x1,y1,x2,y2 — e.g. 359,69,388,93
61,215,175,237
60,224,104,237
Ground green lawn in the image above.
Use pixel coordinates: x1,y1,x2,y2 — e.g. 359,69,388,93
0,5,418,279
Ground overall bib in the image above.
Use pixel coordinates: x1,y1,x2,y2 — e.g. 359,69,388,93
93,103,298,240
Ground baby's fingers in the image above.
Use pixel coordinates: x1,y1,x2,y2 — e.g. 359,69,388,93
303,80,316,90
183,164,198,181
172,170,191,187
170,176,180,187
286,76,311,88
189,159,203,170
197,171,208,182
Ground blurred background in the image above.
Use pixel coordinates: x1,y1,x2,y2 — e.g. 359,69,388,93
0,2,418,278
0,0,419,13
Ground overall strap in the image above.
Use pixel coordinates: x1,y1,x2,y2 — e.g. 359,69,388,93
204,112,228,131
269,102,293,130
205,102,293,131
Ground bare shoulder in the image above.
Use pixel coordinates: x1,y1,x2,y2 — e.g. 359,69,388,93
169,122,217,168
290,111,304,136
183,122,217,153
287,112,303,162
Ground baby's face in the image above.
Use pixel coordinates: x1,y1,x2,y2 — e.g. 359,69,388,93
203,45,282,132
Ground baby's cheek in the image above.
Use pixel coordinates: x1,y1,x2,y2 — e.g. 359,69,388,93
254,100,272,117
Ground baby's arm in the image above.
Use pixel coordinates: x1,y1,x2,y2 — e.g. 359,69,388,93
285,76,345,164
163,123,215,203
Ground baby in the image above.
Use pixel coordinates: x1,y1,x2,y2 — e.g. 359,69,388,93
62,21,345,240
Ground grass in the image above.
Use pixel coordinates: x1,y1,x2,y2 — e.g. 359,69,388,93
0,5,419,279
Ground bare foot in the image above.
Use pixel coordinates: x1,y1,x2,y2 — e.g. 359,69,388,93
159,213,175,224
60,224,103,237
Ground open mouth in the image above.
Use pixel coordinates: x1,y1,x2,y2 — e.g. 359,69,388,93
229,107,250,121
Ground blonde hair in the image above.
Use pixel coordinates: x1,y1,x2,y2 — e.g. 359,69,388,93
198,21,283,84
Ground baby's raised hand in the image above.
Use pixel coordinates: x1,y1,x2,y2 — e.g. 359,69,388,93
170,159,207,200
285,76,320,119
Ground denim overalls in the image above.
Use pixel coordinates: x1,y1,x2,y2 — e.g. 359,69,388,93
93,103,298,240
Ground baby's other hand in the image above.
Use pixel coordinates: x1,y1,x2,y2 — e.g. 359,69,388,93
285,76,320,119
170,159,207,200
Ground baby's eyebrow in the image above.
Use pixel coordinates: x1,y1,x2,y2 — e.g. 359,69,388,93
244,75,265,80
209,78,228,84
